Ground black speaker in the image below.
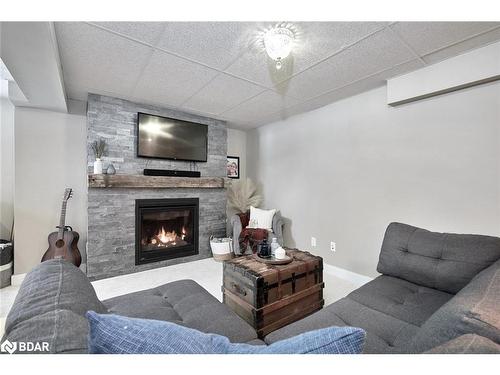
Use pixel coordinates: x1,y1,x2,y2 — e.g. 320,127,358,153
143,169,201,178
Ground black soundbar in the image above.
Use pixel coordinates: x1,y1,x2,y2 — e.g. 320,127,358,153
143,169,201,178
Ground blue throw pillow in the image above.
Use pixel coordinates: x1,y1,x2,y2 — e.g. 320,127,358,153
86,311,365,354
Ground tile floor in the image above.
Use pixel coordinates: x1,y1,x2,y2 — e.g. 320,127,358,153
0,258,364,336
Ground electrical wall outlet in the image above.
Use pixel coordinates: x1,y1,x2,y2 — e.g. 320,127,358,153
311,237,317,247
330,241,336,252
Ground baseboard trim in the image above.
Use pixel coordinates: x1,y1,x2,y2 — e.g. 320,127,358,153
11,273,26,286
10,263,373,288
322,263,373,286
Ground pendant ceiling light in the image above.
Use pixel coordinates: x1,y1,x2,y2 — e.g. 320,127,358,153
263,26,295,70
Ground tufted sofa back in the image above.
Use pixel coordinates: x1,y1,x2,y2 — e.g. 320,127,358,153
377,222,500,294
3,259,107,353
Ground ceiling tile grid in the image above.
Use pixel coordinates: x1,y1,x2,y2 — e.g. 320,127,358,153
89,22,167,46
181,73,266,115
155,22,259,71
390,22,500,56
221,90,300,124
292,22,389,62
275,27,417,100
132,49,219,107
223,22,388,90
269,59,426,123
55,22,154,98
420,26,500,64
54,21,500,129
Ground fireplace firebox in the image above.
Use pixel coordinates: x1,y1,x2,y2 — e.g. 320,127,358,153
135,198,199,265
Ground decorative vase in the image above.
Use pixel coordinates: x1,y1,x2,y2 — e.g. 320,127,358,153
106,164,116,175
271,237,279,256
257,238,271,258
93,158,103,174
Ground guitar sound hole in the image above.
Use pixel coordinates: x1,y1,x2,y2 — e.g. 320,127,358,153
55,239,65,248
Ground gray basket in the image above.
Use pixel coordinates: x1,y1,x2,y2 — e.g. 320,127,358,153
0,241,13,288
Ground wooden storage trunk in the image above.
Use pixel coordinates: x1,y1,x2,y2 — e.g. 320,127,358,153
222,249,324,338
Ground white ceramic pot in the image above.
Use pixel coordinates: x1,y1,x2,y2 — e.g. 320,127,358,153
275,247,287,260
93,158,103,174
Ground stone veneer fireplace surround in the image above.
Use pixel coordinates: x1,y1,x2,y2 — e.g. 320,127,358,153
86,94,227,280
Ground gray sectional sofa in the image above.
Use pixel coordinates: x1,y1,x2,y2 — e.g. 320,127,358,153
266,223,500,353
2,260,263,353
3,222,499,353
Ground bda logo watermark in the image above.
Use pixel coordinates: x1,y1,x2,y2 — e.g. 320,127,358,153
1,339,49,354
1,339,16,354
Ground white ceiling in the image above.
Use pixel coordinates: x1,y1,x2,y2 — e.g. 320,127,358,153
54,22,500,129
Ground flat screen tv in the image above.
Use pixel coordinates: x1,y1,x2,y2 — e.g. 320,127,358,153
137,112,208,162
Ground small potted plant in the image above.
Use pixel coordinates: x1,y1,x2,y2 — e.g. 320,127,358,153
91,138,107,174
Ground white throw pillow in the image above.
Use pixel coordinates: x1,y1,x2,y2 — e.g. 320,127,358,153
247,206,276,231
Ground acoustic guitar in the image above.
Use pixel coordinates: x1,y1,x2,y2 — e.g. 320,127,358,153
41,188,82,267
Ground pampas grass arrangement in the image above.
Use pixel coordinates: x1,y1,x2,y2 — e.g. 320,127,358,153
228,178,263,213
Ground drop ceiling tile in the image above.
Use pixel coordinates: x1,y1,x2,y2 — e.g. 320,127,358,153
55,22,153,98
281,59,425,120
55,21,500,127
248,111,290,127
282,84,382,120
225,22,388,89
422,27,500,64
182,73,265,115
89,22,166,45
224,47,296,88
133,50,218,107
293,22,389,62
391,22,500,56
277,28,416,100
221,90,299,124
224,111,283,128
373,58,426,81
156,22,258,70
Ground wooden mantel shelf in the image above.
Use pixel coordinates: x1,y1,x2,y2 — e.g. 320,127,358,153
88,174,226,189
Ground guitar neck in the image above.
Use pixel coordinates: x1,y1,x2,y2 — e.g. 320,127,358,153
57,201,68,238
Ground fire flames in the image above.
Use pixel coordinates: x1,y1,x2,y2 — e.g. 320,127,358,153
149,226,187,248
158,227,177,244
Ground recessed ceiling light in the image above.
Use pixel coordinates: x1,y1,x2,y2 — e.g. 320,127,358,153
263,26,295,70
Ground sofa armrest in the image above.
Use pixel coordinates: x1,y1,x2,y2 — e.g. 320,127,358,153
230,214,243,255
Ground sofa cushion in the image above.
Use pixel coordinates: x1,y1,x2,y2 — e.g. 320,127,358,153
265,275,453,353
4,259,106,353
87,311,366,354
377,222,500,294
265,297,417,353
425,334,500,354
348,275,453,326
407,260,500,353
103,279,259,344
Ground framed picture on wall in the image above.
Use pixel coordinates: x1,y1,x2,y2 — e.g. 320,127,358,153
227,156,240,179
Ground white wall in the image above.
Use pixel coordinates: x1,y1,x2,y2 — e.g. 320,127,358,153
0,83,15,240
248,82,500,277
227,128,247,181
14,107,87,274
